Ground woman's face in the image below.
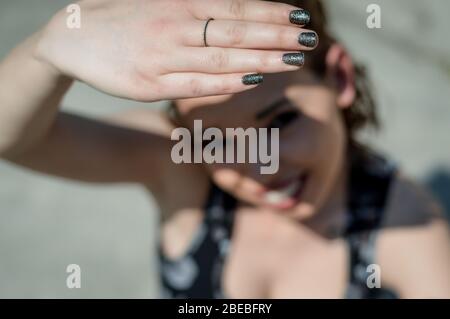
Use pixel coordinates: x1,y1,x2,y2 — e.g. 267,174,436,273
175,69,347,219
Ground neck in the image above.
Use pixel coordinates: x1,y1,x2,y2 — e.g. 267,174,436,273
304,159,349,239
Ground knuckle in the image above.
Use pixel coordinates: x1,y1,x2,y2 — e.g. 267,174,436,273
128,65,160,101
129,85,150,102
258,53,273,70
227,22,247,46
276,27,290,47
214,79,233,94
229,0,247,19
151,18,175,34
209,49,229,69
188,78,203,96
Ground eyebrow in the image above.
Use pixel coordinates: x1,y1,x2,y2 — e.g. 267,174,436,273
256,97,289,120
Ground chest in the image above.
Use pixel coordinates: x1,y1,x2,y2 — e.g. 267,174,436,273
161,209,352,298
223,210,350,298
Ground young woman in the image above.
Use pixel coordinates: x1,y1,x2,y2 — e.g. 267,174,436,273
0,0,448,298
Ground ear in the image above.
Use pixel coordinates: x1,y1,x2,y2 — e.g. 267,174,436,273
325,43,356,109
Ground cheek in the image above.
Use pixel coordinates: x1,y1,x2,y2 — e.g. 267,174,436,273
278,114,346,174
279,107,343,163
308,94,347,156
320,111,347,159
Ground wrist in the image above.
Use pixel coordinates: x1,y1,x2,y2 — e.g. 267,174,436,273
31,24,74,85
32,32,63,76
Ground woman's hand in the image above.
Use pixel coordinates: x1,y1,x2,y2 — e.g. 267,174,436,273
35,0,318,101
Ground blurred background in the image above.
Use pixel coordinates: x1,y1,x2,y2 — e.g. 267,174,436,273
0,0,449,298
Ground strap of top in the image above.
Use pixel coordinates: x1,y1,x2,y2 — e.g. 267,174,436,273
159,183,237,299
204,184,237,298
204,184,237,239
345,150,396,298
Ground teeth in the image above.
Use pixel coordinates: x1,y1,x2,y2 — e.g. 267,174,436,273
265,191,288,204
264,179,302,204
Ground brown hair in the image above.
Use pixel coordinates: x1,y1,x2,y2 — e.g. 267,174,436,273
271,0,379,147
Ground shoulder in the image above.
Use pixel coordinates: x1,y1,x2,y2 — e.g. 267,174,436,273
382,172,444,227
377,172,450,298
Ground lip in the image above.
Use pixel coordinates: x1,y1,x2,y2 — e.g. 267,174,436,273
260,173,309,210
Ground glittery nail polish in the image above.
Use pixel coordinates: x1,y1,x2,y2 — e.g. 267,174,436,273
298,32,318,48
289,9,310,25
282,52,305,66
242,74,263,85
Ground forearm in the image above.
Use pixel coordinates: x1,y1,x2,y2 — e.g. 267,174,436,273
0,31,72,159
11,112,172,185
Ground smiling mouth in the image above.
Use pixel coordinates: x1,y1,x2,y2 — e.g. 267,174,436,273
262,173,309,210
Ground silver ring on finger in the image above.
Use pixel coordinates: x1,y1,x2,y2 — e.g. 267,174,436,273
203,18,214,47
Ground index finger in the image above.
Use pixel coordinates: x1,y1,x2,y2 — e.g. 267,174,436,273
189,0,310,26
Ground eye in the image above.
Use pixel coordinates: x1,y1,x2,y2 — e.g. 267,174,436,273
267,110,299,130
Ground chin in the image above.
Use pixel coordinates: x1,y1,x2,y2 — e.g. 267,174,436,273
265,200,318,220
289,203,317,220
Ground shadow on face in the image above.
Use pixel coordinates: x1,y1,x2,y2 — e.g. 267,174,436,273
172,69,348,219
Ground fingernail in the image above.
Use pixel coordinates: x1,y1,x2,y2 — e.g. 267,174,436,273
289,9,310,25
282,52,305,66
242,74,264,85
298,32,318,48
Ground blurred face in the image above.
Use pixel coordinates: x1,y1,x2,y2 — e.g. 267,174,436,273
175,69,348,219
